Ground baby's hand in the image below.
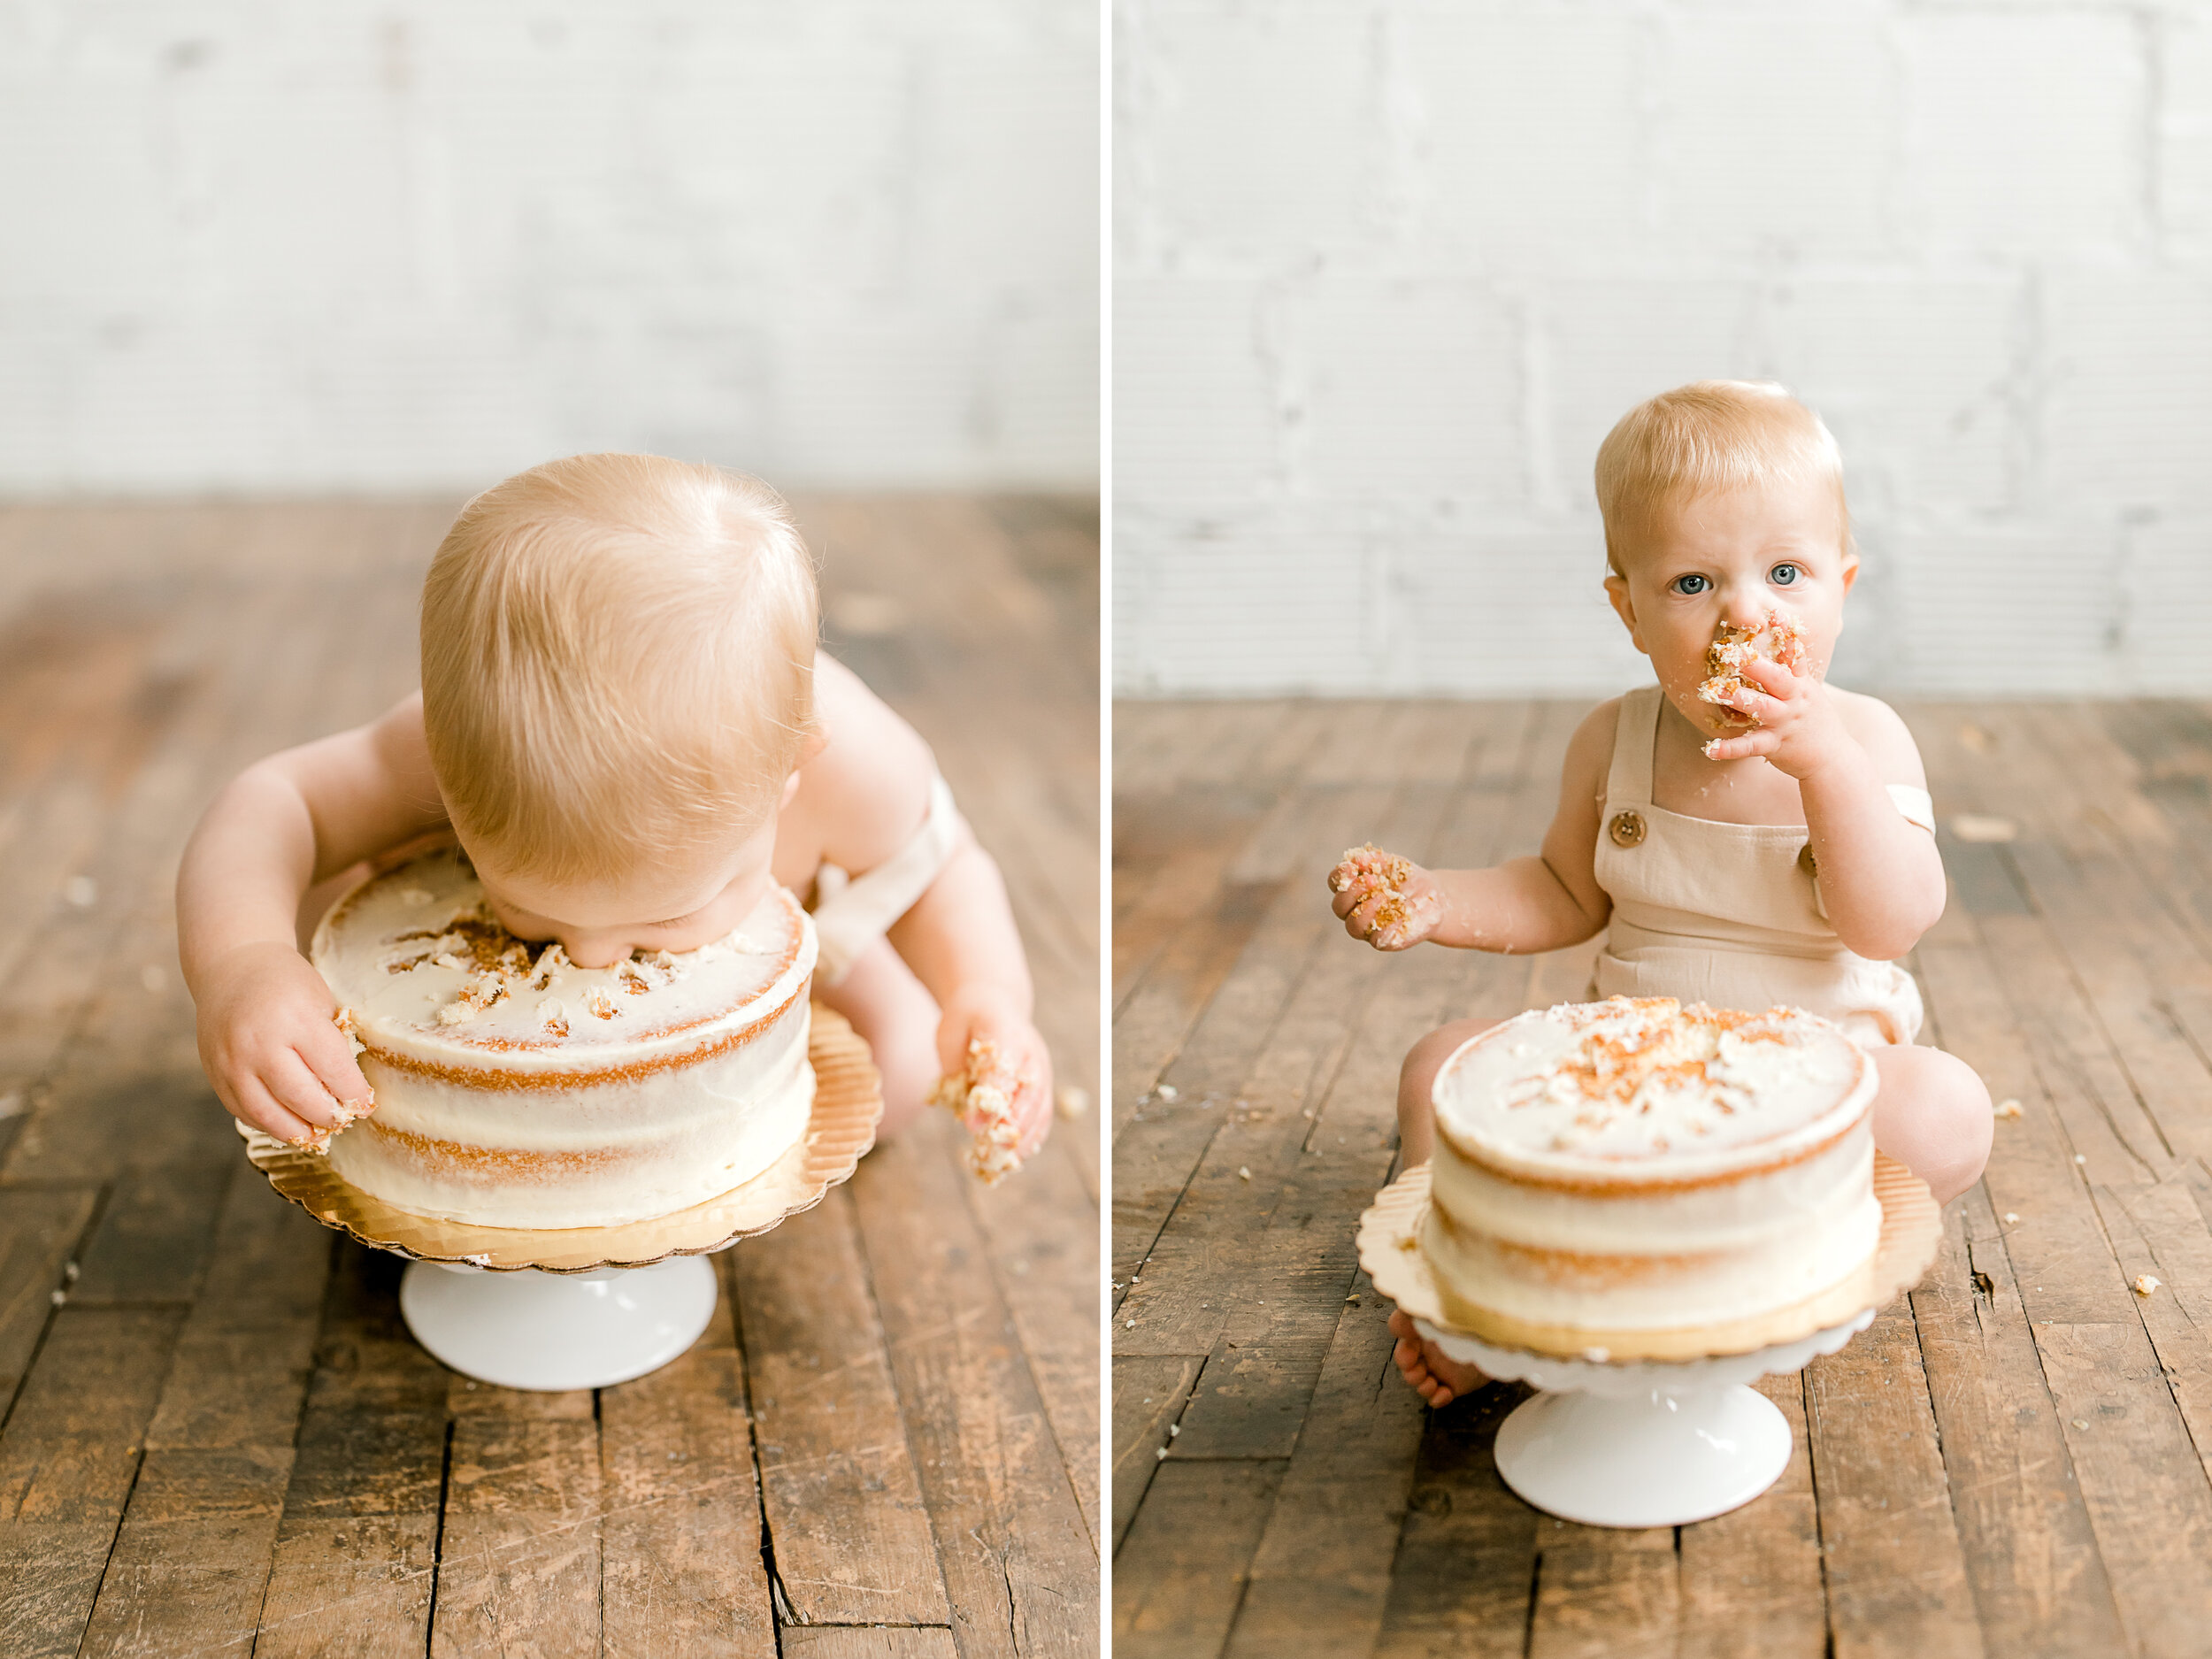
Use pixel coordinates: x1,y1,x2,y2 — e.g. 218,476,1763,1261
193,941,375,1147
1327,843,1442,950
1700,654,1854,779
933,987,1053,1178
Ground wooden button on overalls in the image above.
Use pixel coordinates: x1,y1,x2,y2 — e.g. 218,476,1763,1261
1609,810,1646,848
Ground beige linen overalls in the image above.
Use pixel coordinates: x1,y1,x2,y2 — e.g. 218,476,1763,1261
1588,685,1930,1049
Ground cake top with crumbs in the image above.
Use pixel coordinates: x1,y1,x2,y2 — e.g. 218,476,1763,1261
311,843,811,1060
1433,995,1871,1173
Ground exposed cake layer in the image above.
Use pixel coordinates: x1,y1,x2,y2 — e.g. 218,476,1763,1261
311,844,818,1228
326,998,814,1227
1426,997,1880,1334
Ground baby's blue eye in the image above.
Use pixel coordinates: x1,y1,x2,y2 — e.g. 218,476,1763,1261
1770,563,1800,586
1671,573,1709,595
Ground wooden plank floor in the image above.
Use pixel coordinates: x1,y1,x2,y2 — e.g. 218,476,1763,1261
1113,695,2212,1659
0,495,1099,1659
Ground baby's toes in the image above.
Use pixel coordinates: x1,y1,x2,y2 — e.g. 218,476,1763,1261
1421,1339,1486,1399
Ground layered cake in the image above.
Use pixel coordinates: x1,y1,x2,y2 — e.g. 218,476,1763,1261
1424,996,1880,1341
311,844,817,1228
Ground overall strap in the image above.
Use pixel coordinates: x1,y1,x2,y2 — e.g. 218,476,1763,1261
1603,685,1663,804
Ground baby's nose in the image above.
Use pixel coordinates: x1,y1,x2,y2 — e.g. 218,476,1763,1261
562,935,632,969
1720,590,1772,628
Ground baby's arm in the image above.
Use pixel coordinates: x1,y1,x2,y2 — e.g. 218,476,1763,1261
1707,665,1943,960
1332,702,1615,954
177,694,447,1142
807,662,1051,1154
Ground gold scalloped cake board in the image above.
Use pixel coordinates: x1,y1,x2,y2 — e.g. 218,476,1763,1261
1357,1152,1942,1363
239,1002,883,1274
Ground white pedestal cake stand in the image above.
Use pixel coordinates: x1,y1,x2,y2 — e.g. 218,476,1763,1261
1358,1155,1939,1530
239,1003,883,1392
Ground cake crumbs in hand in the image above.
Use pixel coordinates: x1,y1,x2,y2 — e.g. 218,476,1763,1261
1697,609,1809,716
1329,843,1421,943
295,1008,377,1153
1330,842,1411,898
930,1035,1029,1185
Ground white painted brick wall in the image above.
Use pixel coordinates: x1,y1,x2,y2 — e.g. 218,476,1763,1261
1117,0,2212,695
0,1,1097,493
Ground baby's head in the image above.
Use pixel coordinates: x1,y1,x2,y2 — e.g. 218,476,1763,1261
419,453,818,965
1595,380,1856,735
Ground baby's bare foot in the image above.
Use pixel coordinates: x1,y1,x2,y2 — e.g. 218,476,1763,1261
1387,1307,1486,1408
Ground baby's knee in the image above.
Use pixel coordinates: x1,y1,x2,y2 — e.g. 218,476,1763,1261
1402,1018,1494,1084
1878,1045,1993,1203
1398,1018,1500,1164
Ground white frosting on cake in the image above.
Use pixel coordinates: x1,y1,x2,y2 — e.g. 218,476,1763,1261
1425,997,1881,1333
1439,996,1870,1174
311,844,817,1228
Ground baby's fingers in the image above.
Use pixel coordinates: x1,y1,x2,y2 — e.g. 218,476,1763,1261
264,1048,349,1133
1716,682,1783,725
300,1018,373,1110
1331,873,1387,919
1014,1069,1055,1157
1702,726,1780,763
229,1074,320,1146
1343,890,1392,941
1739,655,1803,697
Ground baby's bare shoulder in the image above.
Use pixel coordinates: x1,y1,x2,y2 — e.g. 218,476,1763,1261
803,656,939,871
1832,688,1927,785
260,692,449,870
1561,696,1624,788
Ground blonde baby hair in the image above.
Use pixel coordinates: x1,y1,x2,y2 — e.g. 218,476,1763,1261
420,453,818,888
1594,380,1852,573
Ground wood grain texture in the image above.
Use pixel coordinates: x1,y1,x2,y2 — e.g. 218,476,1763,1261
253,1245,446,1659
0,1307,183,1658
0,1185,97,1416
733,1192,949,1627
1117,695,2212,1656
781,1627,962,1659
76,1163,331,1657
600,1263,777,1659
851,1117,1099,1659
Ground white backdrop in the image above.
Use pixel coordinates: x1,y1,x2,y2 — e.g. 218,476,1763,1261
1114,0,2212,695
0,2,1097,494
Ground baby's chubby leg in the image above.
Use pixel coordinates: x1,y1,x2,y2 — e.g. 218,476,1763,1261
816,937,942,1143
1394,1018,1503,1167
1870,1043,1993,1206
1388,1017,1502,1406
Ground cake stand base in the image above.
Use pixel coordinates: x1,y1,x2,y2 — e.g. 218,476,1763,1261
1492,1383,1790,1528
400,1253,719,1392
1417,1308,1875,1528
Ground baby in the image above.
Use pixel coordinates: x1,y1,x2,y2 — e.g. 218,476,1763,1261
178,454,1053,1173
1329,381,1993,1406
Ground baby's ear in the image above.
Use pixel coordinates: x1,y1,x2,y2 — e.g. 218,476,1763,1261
1840,553,1861,596
1602,572,1647,655
781,734,827,805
